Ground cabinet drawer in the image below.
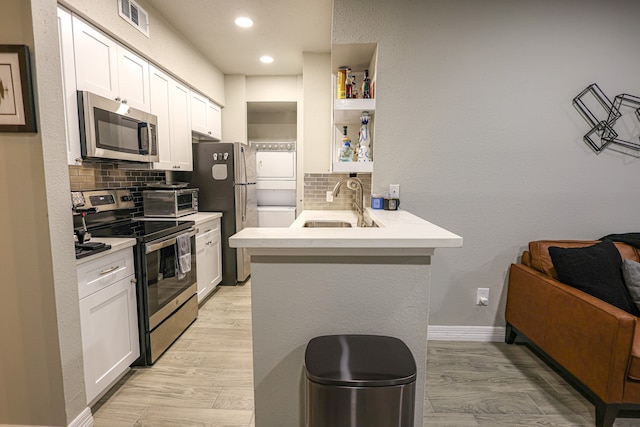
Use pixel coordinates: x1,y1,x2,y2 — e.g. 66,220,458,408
77,248,135,299
196,218,220,236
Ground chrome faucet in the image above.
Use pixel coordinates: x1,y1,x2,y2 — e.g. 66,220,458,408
332,177,366,227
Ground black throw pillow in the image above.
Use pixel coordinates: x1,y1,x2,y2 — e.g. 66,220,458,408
548,240,640,316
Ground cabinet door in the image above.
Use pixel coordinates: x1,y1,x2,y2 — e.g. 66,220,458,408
79,275,139,404
117,46,150,112
57,7,81,165
210,227,222,287
191,92,208,135
170,81,193,170
195,231,209,302
150,65,173,170
207,102,222,140
72,16,119,100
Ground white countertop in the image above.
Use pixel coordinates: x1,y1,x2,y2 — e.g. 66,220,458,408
229,208,462,255
76,237,137,266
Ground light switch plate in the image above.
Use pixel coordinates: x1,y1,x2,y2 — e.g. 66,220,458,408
389,184,400,198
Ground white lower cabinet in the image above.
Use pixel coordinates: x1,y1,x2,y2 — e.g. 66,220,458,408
195,218,222,303
77,247,139,405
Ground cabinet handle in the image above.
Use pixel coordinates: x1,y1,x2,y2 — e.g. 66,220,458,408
131,278,137,285
99,265,119,275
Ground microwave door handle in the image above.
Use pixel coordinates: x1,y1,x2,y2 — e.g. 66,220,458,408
138,122,150,154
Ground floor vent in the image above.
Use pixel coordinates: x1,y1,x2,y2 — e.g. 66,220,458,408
118,0,149,37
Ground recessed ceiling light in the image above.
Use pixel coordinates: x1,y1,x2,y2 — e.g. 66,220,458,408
235,17,254,28
260,55,274,64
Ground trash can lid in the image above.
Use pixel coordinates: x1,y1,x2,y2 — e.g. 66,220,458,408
304,335,417,387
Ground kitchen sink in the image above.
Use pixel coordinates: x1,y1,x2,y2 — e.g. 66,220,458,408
303,220,353,228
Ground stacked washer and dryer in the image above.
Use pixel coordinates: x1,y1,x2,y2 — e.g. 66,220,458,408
252,141,297,227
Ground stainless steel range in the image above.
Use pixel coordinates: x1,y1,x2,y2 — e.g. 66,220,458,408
72,189,198,365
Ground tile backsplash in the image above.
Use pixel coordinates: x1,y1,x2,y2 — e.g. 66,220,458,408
304,173,371,210
69,162,166,215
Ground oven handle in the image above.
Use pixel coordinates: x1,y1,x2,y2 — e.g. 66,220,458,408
145,228,196,254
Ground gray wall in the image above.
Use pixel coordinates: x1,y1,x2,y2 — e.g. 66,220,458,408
0,0,84,425
334,0,640,327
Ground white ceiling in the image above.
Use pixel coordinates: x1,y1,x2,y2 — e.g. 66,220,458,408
147,0,332,76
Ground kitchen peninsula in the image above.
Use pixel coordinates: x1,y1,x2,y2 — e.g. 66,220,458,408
229,208,462,426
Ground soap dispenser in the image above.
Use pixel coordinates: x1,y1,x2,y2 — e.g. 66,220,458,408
339,126,353,162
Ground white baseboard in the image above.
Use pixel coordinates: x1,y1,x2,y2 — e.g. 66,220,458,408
427,326,506,342
68,407,93,427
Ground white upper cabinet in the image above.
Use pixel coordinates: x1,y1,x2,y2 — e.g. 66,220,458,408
150,65,192,171
170,80,193,170
207,102,222,141
149,66,172,170
191,91,222,140
57,6,81,165
72,16,150,112
116,47,150,111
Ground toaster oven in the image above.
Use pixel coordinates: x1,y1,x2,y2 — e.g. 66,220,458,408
143,189,198,217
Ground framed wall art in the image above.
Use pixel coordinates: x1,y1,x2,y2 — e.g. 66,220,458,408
0,45,37,133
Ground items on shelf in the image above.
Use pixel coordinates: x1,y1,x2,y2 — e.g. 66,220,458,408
339,126,353,161
336,67,374,100
338,67,347,99
362,69,371,99
357,112,372,162
345,68,353,99
573,83,640,157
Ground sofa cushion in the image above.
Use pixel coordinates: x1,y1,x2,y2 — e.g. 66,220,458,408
549,240,640,316
622,259,640,312
529,240,639,280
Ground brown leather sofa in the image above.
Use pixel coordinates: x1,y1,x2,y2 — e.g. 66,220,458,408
506,240,640,427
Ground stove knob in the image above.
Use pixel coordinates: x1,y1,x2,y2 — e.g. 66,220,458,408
286,144,292,150
213,153,218,161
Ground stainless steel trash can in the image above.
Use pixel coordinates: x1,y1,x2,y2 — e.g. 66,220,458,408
304,334,416,427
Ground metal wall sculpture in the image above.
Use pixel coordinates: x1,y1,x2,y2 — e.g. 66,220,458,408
573,83,640,157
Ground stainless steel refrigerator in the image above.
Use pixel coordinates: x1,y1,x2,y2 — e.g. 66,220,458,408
189,142,257,285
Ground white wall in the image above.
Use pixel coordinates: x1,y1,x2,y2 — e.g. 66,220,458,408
223,75,248,143
246,76,299,102
0,0,84,425
60,0,225,105
334,0,640,327
303,52,331,173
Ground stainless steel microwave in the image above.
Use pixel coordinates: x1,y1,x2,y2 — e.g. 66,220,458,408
77,91,159,163
142,189,199,217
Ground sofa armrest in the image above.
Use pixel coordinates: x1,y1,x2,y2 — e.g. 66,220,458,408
507,263,636,402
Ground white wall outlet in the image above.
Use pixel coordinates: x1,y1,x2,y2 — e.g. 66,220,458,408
326,191,334,202
390,184,400,198
476,288,489,306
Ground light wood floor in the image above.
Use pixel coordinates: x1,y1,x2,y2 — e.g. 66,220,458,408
92,281,640,426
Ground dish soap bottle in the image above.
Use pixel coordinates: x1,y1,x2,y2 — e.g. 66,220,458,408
339,126,353,161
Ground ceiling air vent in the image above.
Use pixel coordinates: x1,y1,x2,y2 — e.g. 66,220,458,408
118,0,149,37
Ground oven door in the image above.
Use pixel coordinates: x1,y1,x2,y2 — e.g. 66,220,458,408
143,228,197,330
